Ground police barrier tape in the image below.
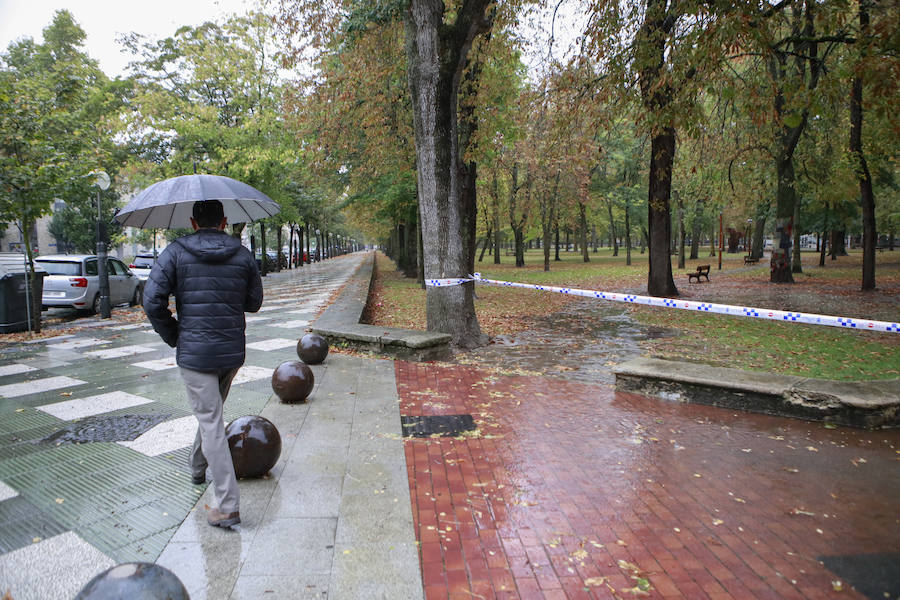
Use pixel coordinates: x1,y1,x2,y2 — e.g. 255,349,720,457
423,274,899,333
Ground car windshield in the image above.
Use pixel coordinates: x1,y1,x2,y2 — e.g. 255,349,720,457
35,260,81,276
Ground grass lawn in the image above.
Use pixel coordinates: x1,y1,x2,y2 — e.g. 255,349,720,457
367,246,900,381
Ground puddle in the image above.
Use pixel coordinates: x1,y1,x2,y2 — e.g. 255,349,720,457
455,299,678,384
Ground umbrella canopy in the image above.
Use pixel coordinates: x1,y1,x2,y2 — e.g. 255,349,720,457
115,174,281,229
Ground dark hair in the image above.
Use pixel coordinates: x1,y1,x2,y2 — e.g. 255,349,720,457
192,200,225,228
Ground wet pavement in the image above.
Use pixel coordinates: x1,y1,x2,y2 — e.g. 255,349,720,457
458,299,676,385
0,255,378,599
398,361,900,600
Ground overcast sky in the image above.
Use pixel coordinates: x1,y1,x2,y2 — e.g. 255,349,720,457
0,0,256,76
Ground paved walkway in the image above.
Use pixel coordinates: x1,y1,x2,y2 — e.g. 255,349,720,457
0,253,420,599
0,250,897,599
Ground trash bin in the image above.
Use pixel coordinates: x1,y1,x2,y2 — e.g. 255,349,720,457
0,253,47,333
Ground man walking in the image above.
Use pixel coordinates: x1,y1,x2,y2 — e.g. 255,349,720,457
143,199,263,528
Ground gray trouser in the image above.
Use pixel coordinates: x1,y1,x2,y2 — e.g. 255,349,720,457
180,366,240,513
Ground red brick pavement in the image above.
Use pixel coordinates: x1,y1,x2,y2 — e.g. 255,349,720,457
396,361,900,600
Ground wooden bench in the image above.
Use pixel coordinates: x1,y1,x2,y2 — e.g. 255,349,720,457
744,255,759,264
688,265,710,283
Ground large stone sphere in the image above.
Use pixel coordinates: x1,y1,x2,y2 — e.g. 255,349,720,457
74,563,189,600
297,333,329,365
225,415,282,479
271,360,314,403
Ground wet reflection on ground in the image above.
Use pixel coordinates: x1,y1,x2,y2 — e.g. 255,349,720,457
455,299,677,385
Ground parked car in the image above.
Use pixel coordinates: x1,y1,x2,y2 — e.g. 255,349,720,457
128,253,157,281
254,250,279,270
36,254,143,314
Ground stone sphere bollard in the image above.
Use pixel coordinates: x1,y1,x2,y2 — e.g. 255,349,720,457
74,562,189,599
297,333,329,365
225,415,282,479
271,360,315,403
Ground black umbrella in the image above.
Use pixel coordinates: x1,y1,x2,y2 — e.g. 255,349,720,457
114,174,281,229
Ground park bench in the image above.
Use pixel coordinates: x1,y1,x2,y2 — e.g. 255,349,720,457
744,255,759,264
688,265,711,283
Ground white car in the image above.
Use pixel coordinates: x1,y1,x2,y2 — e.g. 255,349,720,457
37,254,143,314
128,254,157,281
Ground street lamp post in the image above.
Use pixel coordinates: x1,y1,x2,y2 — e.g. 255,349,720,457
92,171,111,318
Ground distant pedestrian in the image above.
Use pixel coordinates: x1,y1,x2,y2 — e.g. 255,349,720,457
143,199,263,528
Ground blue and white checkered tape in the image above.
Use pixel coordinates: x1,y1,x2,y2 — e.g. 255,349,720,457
423,274,898,333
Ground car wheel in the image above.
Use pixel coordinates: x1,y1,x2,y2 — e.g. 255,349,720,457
91,294,101,315
130,286,142,307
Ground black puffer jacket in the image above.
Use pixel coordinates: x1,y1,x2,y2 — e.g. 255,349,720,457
143,229,263,371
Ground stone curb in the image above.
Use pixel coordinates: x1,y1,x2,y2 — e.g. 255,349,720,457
613,357,900,429
311,252,451,360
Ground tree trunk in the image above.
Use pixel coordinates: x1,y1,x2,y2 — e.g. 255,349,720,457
541,172,560,272
507,163,527,268
579,202,590,263
690,200,702,260
819,218,828,267
606,199,618,257
852,1,875,290
771,153,796,282
492,170,501,265
709,222,716,257
305,222,311,264
478,226,491,262
676,192,686,270
638,0,678,297
554,220,561,262
624,199,632,266
417,211,425,288
405,0,490,347
288,226,294,268
276,227,283,272
647,130,678,296
791,198,802,273
260,222,268,276
752,213,767,260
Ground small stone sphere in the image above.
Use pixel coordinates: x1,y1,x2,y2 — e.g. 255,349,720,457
225,415,282,479
74,563,189,600
271,360,315,403
297,333,329,365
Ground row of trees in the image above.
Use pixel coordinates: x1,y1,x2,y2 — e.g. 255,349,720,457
274,0,897,346
0,9,358,273
2,2,897,345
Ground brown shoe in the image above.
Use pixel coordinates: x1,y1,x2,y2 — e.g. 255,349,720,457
207,507,241,528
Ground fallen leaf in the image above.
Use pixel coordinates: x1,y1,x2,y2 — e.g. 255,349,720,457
712,519,724,526
59,392,72,397
55,498,64,504
618,559,640,572
584,576,608,586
